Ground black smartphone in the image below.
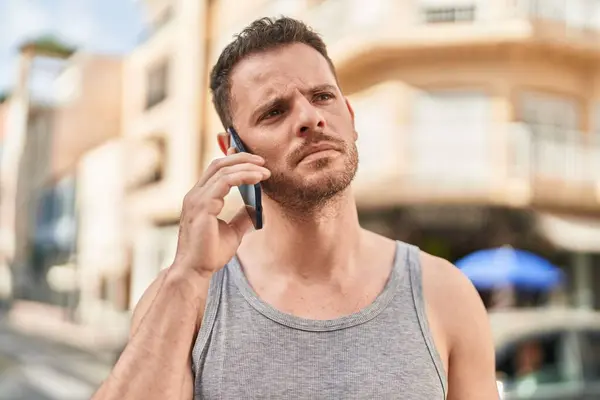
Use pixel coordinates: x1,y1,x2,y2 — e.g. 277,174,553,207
227,127,263,230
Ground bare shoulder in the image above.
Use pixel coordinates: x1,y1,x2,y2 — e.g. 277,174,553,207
419,251,498,399
419,251,489,346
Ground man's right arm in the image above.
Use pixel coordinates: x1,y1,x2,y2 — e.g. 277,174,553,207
92,267,211,400
92,151,269,400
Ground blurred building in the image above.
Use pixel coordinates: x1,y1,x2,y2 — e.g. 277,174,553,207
208,0,600,309
5,0,600,335
0,41,74,307
52,54,125,326
123,0,209,309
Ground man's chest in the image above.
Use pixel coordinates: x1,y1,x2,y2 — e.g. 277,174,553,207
194,321,445,399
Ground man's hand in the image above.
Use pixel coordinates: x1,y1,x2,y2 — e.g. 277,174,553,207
173,151,270,277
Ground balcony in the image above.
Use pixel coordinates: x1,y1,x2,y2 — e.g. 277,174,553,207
302,0,600,72
353,123,600,214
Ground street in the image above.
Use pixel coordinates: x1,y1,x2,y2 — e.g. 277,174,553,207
0,319,114,400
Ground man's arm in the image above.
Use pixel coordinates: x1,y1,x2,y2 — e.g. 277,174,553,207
422,254,499,400
92,267,211,400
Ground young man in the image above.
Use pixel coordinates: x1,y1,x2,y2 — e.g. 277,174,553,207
93,17,498,400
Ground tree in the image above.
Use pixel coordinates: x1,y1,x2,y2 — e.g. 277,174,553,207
18,35,76,58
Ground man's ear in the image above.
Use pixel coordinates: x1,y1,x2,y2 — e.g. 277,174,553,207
217,132,230,155
345,97,358,141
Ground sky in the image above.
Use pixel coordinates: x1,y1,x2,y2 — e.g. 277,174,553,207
0,0,146,97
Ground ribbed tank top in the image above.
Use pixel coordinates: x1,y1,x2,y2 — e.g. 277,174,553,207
191,241,447,399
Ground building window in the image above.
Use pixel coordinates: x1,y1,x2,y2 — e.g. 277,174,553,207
520,91,579,133
411,90,492,185
519,91,583,181
422,5,476,23
145,61,169,110
127,135,166,190
594,103,600,136
154,5,174,31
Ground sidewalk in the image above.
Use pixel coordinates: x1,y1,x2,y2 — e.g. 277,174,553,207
4,300,129,364
0,319,116,399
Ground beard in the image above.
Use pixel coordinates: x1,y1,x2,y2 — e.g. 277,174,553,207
260,136,359,214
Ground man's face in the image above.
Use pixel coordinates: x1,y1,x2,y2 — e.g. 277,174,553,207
226,43,359,211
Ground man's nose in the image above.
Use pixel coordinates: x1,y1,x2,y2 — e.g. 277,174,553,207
293,96,326,138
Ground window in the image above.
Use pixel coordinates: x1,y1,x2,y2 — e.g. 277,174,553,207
519,0,600,30
145,61,169,109
423,5,476,23
580,330,600,382
593,103,600,136
127,135,166,189
519,91,583,181
411,90,491,185
495,332,579,397
154,5,174,31
520,92,579,130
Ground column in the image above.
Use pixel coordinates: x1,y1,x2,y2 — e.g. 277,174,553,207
573,252,594,309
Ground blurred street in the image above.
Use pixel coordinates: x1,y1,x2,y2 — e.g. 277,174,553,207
0,316,111,400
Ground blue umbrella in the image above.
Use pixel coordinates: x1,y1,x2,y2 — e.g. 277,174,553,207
455,246,563,290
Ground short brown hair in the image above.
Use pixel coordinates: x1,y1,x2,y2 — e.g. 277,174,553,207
209,16,336,129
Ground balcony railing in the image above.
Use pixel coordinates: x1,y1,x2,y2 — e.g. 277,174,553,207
513,0,600,31
303,0,600,47
509,123,600,185
357,122,600,209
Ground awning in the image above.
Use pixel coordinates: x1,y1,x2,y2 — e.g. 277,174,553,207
535,212,600,253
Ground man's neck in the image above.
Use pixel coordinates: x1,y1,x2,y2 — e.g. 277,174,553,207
241,190,363,281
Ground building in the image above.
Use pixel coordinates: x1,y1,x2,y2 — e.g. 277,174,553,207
205,0,600,309
7,0,600,323
124,0,210,309
51,53,126,325
0,40,74,306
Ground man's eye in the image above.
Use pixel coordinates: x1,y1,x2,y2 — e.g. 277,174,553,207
263,109,282,120
315,93,334,102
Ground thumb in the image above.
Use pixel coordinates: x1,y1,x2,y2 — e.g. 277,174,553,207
229,206,254,241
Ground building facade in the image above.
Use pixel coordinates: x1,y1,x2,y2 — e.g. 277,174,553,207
6,0,600,326
206,0,600,309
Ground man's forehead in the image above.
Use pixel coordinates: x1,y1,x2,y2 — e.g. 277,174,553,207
230,43,336,107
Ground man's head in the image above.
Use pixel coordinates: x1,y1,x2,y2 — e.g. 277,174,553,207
210,17,359,213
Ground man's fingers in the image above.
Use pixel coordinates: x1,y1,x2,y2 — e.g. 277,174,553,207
209,170,269,200
203,163,270,192
196,153,264,187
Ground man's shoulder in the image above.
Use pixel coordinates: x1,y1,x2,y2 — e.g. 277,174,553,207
418,250,489,344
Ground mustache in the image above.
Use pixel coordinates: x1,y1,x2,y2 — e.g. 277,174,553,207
288,135,346,165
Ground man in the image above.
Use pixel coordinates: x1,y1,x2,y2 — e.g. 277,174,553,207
93,17,498,399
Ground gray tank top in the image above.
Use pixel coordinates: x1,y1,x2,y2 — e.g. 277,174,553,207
191,241,447,399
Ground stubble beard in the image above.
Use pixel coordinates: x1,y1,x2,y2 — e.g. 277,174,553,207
260,142,359,217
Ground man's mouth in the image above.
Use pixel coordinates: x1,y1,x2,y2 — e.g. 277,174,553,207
297,143,341,164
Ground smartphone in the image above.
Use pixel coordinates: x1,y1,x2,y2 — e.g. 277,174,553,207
227,127,263,230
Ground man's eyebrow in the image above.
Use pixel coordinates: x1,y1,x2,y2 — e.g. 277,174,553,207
307,84,337,94
251,84,339,122
252,96,286,121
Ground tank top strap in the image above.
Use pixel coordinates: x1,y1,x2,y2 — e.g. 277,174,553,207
404,242,448,396
191,265,225,375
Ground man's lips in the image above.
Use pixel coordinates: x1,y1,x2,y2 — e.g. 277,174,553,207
297,142,341,163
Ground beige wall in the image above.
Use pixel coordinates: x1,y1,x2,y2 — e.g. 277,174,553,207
76,139,129,325
0,102,8,142
52,55,124,180
124,0,208,224
202,2,600,215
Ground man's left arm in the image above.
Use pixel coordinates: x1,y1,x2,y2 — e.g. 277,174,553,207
422,254,499,399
